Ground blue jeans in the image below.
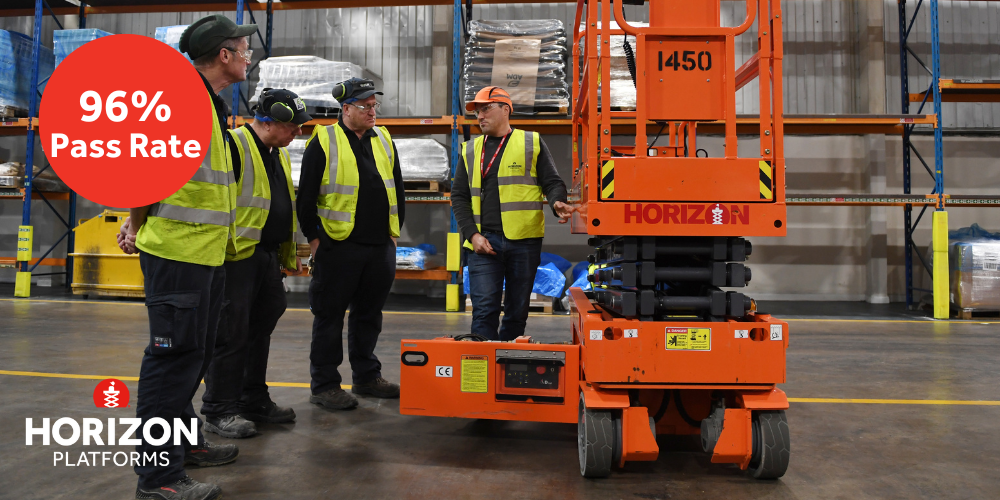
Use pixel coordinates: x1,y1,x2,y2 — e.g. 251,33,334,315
467,231,543,341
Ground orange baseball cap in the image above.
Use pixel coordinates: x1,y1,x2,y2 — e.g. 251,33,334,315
465,86,513,112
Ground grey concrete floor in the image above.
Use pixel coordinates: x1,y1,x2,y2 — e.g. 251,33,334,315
1,294,998,499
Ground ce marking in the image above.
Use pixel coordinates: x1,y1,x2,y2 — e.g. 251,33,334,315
435,366,453,378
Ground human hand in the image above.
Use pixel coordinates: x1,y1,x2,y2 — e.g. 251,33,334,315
117,216,138,254
471,233,496,255
309,238,320,257
553,201,576,224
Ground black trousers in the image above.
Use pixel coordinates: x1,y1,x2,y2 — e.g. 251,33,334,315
135,252,225,489
201,247,287,417
308,234,395,394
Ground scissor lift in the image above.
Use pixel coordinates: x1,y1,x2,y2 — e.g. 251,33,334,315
400,0,790,479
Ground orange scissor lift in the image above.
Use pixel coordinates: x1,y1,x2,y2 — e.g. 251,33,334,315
401,0,790,479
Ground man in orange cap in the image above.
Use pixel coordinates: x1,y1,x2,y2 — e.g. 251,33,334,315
452,86,574,340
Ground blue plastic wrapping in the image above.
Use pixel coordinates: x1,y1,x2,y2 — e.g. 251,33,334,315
0,30,54,114
950,223,1000,242
570,261,590,282
54,29,113,67
416,243,438,255
396,247,428,271
532,263,566,297
565,272,592,295
154,25,192,63
539,252,572,274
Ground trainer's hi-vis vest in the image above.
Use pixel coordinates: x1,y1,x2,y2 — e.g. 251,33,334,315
226,125,299,269
306,124,400,241
136,90,237,267
461,129,544,250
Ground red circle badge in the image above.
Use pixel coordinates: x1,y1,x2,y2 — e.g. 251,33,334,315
93,378,130,408
39,34,212,208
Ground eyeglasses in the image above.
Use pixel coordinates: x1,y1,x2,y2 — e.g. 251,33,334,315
348,102,381,113
223,47,253,62
474,102,502,116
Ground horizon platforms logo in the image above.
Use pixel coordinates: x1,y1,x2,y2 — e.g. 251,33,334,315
25,379,197,467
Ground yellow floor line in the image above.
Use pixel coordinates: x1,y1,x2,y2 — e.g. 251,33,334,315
789,397,1000,406
3,370,998,405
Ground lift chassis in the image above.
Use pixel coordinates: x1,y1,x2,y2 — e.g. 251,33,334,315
401,0,790,479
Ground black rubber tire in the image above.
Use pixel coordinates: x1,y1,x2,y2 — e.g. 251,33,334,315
578,393,615,478
749,410,790,479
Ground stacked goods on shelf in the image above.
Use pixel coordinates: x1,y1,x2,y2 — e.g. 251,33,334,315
950,224,1000,313
0,30,54,117
0,162,68,192
578,21,648,111
54,29,114,66
286,138,308,187
396,138,450,191
396,247,429,271
154,25,191,62
251,56,363,116
464,20,570,116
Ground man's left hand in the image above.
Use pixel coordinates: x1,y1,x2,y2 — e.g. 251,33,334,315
553,201,576,224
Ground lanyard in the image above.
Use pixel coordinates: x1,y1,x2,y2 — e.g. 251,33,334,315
479,131,510,179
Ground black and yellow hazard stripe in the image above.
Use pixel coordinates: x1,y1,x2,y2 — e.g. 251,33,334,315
601,160,615,199
759,160,773,200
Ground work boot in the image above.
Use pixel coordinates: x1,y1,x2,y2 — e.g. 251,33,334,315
241,399,296,423
184,441,239,467
135,475,221,500
203,414,257,438
309,387,358,410
351,377,400,399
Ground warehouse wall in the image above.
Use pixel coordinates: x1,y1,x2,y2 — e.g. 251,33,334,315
1,2,997,303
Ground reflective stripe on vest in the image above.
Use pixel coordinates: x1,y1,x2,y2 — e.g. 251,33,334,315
460,129,543,249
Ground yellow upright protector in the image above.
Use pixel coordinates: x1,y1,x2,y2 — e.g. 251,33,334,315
446,283,460,312
14,272,31,298
446,232,460,272
932,211,949,319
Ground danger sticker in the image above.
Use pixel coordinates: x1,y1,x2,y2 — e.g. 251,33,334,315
735,329,749,339
589,330,603,341
460,355,488,393
624,329,638,338
665,328,711,351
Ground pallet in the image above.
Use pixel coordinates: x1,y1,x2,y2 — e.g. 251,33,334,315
0,105,28,119
955,308,1000,320
403,180,450,194
309,106,341,117
464,294,554,314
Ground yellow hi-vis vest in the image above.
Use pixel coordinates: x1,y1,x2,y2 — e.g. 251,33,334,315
136,91,237,267
461,129,544,250
226,125,299,269
306,124,400,241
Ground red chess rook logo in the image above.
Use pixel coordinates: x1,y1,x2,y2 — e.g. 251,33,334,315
92,378,130,408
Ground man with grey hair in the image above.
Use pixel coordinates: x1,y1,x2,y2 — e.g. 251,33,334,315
117,14,255,500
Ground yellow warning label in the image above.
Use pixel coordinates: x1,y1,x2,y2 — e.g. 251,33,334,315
665,328,711,351
460,355,489,393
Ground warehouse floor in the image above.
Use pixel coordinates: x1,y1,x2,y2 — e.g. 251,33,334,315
1,289,998,499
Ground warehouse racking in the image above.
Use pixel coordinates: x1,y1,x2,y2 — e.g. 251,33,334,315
2,0,997,314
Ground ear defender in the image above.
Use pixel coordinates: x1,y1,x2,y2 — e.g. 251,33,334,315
269,102,294,122
333,80,353,101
